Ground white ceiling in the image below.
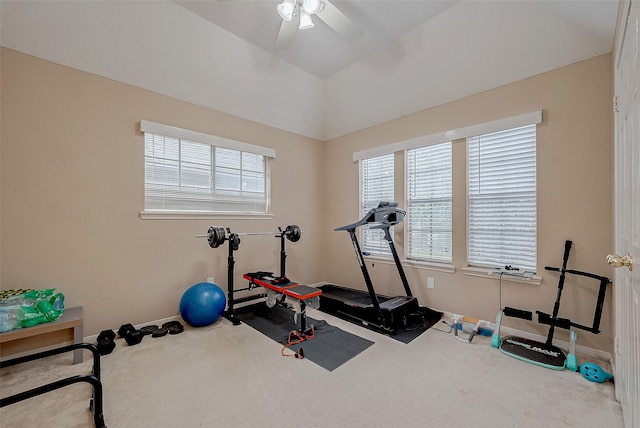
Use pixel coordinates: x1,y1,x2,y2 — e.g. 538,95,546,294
176,0,461,78
0,1,620,140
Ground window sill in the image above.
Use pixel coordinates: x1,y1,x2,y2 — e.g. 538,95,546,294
361,255,456,274
461,266,542,285
402,260,456,274
139,211,275,220
362,254,394,264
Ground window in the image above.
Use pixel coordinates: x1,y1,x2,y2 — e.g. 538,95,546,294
468,124,537,271
407,142,452,263
141,121,274,214
361,154,394,256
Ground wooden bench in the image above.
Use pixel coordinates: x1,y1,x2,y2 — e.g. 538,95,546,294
0,306,84,364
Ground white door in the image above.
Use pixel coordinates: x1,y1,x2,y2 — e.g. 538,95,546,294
613,1,640,427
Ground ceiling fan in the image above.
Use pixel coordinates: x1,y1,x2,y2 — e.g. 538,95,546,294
275,0,363,50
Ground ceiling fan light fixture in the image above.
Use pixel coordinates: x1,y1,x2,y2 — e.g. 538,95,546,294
277,0,295,22
299,12,314,30
302,0,323,15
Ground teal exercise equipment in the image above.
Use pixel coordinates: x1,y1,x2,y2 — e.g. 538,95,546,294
580,362,614,383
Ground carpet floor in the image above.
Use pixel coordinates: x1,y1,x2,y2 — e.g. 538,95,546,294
0,308,624,428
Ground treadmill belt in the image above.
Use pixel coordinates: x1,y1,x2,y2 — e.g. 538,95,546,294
319,285,376,307
318,284,443,344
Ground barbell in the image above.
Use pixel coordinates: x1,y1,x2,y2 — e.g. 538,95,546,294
196,225,302,249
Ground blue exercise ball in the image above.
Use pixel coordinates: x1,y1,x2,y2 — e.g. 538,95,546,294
179,282,226,327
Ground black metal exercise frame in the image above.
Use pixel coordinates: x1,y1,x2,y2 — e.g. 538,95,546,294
0,342,106,428
224,228,294,326
541,254,610,338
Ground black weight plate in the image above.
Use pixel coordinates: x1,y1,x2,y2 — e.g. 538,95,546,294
162,321,184,335
207,226,218,248
151,327,168,338
216,227,226,247
231,234,241,250
285,225,301,242
140,325,158,335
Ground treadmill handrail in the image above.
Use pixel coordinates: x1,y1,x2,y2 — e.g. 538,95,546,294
333,201,414,319
335,202,406,231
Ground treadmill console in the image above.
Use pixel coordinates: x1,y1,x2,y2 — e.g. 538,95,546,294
336,201,406,231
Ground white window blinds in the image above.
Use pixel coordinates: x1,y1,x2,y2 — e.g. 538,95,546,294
407,142,452,263
142,122,272,214
468,124,537,271
361,154,394,256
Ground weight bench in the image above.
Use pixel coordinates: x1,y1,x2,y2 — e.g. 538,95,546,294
243,273,321,333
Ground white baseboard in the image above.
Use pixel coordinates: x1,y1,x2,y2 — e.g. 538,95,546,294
307,282,326,288
84,315,182,342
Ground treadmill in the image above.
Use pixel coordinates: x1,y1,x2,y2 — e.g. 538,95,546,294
319,202,420,334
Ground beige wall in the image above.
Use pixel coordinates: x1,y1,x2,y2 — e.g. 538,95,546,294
323,53,614,352
1,48,615,354
0,48,325,336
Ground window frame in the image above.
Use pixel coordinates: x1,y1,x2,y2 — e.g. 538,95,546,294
139,120,275,219
352,110,542,278
406,141,453,264
359,153,395,257
467,123,537,272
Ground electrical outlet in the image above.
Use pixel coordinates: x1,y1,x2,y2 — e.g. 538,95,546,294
427,277,435,289
207,276,215,284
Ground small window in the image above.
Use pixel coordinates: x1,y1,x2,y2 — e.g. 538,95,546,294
360,154,394,256
407,142,452,263
141,121,274,214
468,124,537,271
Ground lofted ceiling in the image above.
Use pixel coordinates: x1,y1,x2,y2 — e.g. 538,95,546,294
175,0,462,79
0,1,621,140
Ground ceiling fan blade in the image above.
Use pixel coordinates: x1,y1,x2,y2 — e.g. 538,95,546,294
275,18,298,50
317,0,363,42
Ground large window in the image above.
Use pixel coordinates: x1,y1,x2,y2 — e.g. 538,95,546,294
468,124,537,271
361,154,394,256
141,121,274,214
407,142,452,263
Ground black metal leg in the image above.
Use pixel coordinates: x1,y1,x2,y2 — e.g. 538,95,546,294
0,343,107,428
299,300,307,332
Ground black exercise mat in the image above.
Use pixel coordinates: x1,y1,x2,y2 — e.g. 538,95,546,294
390,306,443,344
235,304,374,371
